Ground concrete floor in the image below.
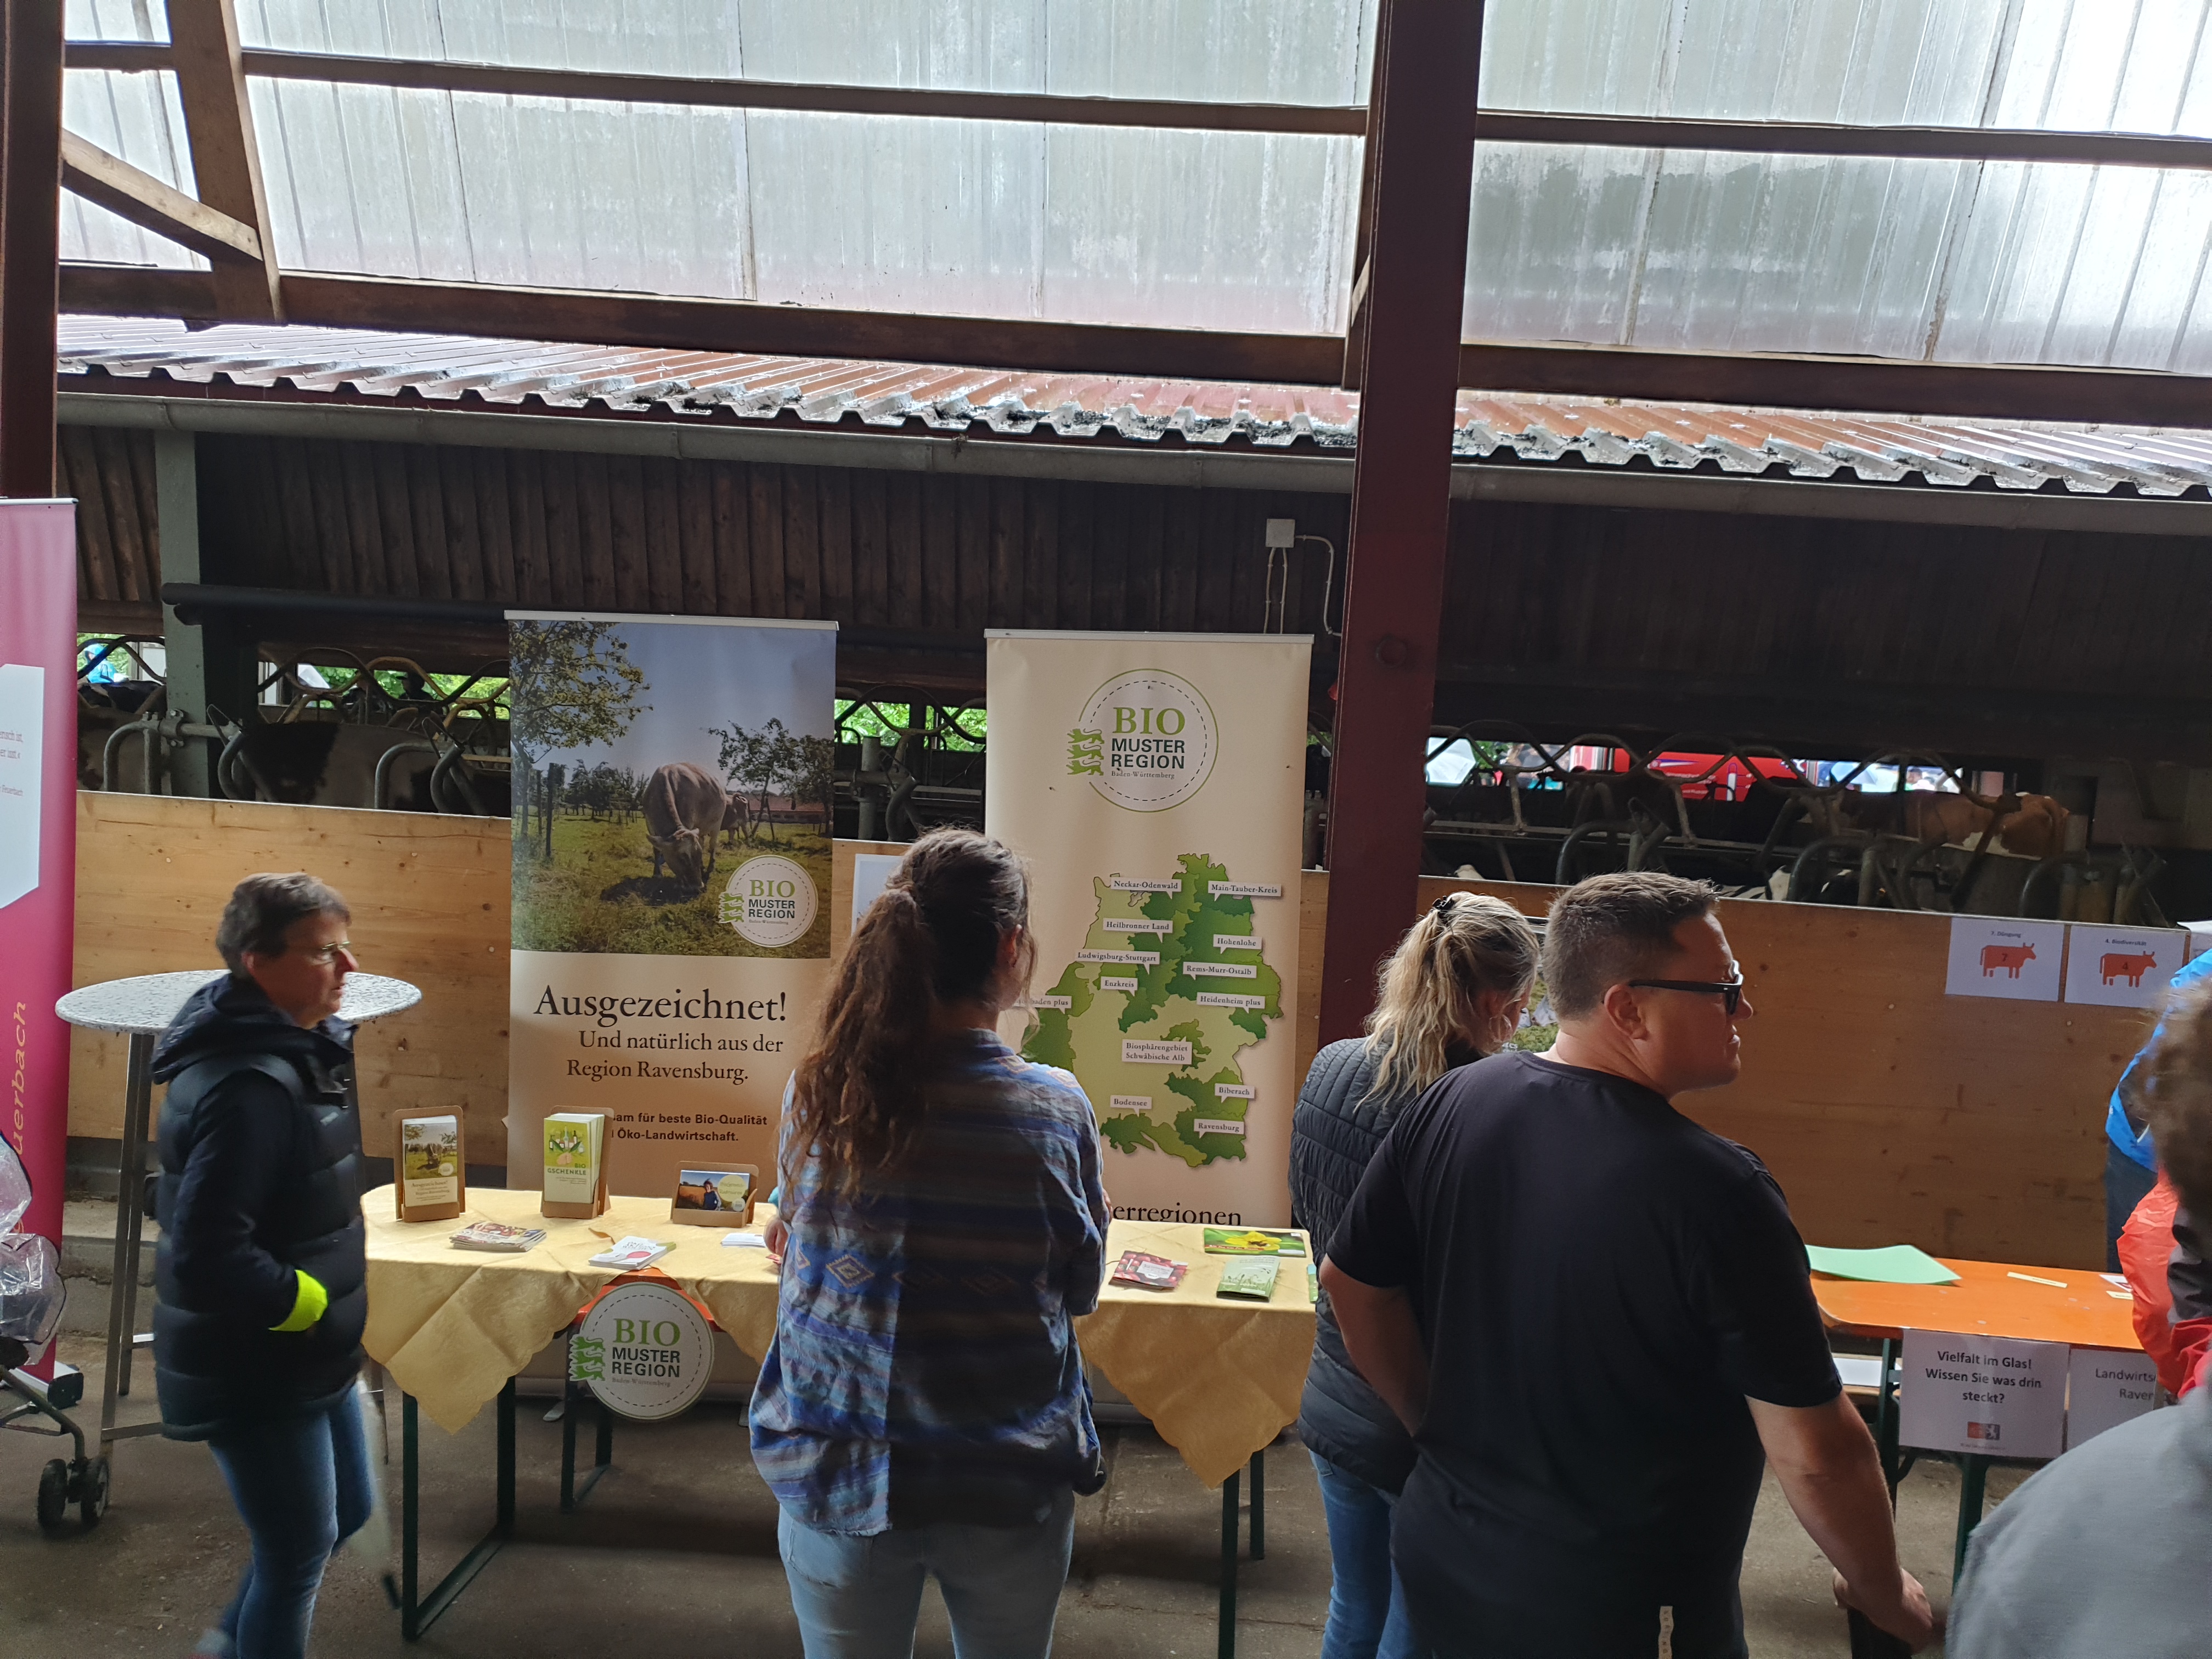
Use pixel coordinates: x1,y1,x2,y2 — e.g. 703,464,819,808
4,1334,2012,1657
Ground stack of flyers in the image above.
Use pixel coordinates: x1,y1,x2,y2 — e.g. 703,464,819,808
1202,1227,1307,1257
1110,1250,1188,1291
449,1220,545,1254
587,1235,673,1270
1216,1259,1280,1301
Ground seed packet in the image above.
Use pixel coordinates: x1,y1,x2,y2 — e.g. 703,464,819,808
586,1235,672,1271
394,1113,465,1222
543,1112,607,1217
1110,1250,1188,1291
1215,1259,1279,1301
1201,1227,1306,1257
449,1221,546,1254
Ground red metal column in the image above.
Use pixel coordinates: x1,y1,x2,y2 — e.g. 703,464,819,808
1318,0,1484,1045
1,0,65,497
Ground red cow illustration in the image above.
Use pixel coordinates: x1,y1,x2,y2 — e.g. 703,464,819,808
1980,943,2037,978
2101,951,2159,988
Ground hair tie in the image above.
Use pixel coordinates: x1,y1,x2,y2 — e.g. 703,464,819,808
1432,893,1459,916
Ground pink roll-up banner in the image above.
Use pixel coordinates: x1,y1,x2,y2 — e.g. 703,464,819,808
1,499,78,1365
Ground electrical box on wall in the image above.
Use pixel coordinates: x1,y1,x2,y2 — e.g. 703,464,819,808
1263,518,1296,549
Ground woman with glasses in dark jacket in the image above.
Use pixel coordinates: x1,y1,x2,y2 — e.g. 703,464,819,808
153,873,370,1659
1290,893,1540,1659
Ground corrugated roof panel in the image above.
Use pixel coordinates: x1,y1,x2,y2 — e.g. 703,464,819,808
49,314,2212,500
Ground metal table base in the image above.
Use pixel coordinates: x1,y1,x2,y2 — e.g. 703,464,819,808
398,1378,1268,1654
1218,1448,1265,1659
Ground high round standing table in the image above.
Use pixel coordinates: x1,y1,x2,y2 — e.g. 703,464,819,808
55,969,421,1467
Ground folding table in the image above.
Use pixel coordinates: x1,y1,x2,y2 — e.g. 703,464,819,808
1813,1255,2143,1578
363,1188,1313,1658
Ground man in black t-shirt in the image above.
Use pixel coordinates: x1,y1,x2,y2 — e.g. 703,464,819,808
1323,873,1935,1658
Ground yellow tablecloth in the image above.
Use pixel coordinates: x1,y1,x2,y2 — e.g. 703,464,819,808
362,1187,1313,1486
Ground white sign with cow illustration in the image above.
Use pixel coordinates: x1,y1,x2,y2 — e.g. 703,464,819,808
1944,917,2066,1002
2063,924,2188,1009
505,612,835,1196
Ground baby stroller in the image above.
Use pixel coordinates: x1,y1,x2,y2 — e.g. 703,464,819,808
0,1134,108,1530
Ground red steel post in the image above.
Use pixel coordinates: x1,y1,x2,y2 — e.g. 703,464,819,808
1,0,65,498
1318,0,1484,1045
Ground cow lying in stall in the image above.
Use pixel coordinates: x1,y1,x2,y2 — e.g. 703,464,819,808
1815,788,2072,860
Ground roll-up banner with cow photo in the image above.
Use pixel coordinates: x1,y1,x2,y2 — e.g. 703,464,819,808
986,630,1312,1228
506,612,834,1195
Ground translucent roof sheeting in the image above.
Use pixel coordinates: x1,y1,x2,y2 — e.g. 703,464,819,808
54,1,2212,374
1472,0,2212,372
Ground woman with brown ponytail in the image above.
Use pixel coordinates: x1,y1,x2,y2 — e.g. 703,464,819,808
750,828,1109,1659
1289,893,1540,1659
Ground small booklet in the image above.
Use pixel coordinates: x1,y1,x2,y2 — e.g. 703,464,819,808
587,1235,673,1271
449,1220,546,1254
1216,1259,1279,1301
722,1231,768,1248
1203,1227,1306,1257
1110,1250,1188,1291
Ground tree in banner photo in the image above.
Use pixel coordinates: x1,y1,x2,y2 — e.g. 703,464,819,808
506,614,836,1194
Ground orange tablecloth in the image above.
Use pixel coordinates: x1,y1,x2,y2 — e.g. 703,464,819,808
1813,1256,2142,1351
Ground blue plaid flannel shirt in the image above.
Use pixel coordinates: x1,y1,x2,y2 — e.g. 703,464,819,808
748,1029,1109,1533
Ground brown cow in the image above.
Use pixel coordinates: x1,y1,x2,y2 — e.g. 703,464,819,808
1819,789,2071,859
1980,942,2037,978
642,762,729,893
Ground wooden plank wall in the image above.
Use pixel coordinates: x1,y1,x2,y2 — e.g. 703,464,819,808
1298,875,2140,1269
77,805,2137,1266
194,432,1347,640
59,424,161,633
70,793,511,1165
1442,497,2212,709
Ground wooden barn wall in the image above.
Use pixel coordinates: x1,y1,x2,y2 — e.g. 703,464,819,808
191,432,1350,641
60,424,161,631
63,424,2212,752
1437,498,2212,708
76,809,2128,1266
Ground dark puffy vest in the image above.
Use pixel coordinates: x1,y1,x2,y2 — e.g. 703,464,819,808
1291,1037,1420,1494
153,1031,367,1441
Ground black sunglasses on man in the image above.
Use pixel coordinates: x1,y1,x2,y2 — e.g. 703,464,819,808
1624,975,1746,1016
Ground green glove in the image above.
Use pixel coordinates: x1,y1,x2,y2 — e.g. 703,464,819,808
269,1269,330,1333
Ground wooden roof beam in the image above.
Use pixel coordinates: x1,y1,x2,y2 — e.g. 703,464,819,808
60,131,263,263
63,38,2212,167
51,262,2212,428
164,0,281,320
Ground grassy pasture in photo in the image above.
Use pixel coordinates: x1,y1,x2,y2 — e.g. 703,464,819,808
511,812,831,958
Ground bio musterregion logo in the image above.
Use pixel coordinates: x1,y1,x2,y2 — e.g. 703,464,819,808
1066,669,1216,812
720,853,817,948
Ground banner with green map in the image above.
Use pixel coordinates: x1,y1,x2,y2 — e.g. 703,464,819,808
985,630,1311,1228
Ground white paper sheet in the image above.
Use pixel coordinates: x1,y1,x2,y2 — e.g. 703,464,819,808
1944,916,2065,1002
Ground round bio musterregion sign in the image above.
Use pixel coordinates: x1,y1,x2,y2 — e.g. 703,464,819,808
1072,669,1217,812
569,1280,714,1421
720,853,818,948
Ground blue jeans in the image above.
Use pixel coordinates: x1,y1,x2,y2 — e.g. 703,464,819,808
777,1486,1076,1659
1310,1450,1427,1659
203,1394,374,1659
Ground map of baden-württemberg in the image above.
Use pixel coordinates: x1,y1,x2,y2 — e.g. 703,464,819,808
1024,853,1284,1168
